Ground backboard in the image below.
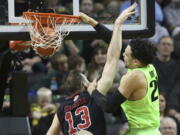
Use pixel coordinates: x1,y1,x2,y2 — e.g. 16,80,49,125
0,0,155,40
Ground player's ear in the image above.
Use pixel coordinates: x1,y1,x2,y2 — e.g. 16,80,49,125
133,58,140,66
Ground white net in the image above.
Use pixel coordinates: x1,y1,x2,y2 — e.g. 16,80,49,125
24,14,81,57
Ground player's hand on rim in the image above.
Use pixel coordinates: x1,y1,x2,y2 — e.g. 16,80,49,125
79,12,98,27
79,12,91,24
115,3,137,25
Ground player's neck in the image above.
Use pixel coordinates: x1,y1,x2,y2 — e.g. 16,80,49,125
129,62,146,69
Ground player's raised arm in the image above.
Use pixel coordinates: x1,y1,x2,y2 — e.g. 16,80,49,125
95,3,137,95
80,12,112,43
86,4,137,113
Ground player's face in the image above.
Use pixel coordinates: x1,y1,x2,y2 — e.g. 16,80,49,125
123,45,134,68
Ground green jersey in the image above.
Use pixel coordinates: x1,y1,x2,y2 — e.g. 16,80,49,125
121,64,160,129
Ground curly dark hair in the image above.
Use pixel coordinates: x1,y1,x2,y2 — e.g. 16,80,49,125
129,39,156,65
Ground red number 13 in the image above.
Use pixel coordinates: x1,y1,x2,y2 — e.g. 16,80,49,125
65,106,91,134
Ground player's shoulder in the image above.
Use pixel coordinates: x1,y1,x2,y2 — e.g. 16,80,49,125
125,70,144,79
122,70,146,87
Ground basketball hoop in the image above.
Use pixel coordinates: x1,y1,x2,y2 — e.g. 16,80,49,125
9,41,31,51
23,12,81,57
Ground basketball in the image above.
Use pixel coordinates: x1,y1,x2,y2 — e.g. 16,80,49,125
32,27,57,57
41,27,56,36
36,46,55,57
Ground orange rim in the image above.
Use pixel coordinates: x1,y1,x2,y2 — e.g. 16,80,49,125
9,41,31,51
23,12,81,24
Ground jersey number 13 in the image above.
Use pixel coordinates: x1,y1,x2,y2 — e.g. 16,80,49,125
65,106,91,134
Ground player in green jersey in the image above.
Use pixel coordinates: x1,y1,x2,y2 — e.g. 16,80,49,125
80,3,161,135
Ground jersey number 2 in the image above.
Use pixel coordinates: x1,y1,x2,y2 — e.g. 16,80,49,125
65,106,91,134
150,80,158,102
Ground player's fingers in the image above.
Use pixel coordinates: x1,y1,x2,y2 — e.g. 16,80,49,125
79,12,85,17
117,11,135,21
128,11,136,16
79,12,84,15
80,12,90,18
79,12,87,19
127,3,137,11
79,12,91,23
130,3,137,9
121,4,136,18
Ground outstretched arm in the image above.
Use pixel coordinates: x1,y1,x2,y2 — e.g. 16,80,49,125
87,4,137,113
80,12,112,43
95,21,122,95
96,3,137,95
